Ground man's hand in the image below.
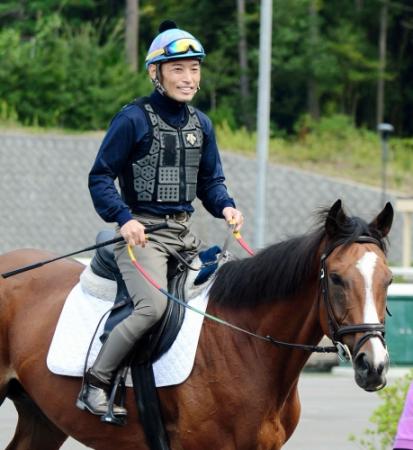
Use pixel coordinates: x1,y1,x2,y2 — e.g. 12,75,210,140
120,219,147,247
222,207,244,232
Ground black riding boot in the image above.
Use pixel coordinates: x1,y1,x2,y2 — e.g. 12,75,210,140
76,324,136,416
76,369,127,416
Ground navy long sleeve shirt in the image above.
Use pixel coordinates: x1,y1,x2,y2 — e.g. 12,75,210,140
89,90,236,227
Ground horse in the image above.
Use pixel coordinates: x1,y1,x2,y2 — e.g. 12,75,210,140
0,199,394,450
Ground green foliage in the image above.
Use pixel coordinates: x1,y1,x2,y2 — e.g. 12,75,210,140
208,106,237,131
1,0,413,135
0,15,149,130
0,101,18,124
349,371,413,450
216,113,413,194
216,121,256,153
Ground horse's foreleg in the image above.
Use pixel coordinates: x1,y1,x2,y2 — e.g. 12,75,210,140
279,384,301,447
6,382,68,450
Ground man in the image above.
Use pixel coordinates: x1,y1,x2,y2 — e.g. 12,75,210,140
77,20,243,417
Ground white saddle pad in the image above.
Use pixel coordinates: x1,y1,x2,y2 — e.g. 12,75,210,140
47,276,209,387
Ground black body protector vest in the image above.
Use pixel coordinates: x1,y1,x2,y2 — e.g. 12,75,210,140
132,101,204,203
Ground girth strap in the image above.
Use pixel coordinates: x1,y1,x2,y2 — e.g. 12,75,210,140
125,268,189,450
130,359,170,450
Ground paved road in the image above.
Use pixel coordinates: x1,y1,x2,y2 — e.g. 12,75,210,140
283,371,381,450
0,369,405,449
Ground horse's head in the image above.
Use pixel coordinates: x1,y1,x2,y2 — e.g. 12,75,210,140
320,200,393,392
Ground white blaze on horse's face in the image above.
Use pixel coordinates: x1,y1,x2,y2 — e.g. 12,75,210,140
355,250,389,365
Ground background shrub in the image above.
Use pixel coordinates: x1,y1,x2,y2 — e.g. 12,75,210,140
0,15,149,130
349,371,413,450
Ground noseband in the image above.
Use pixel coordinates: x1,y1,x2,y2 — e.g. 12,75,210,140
320,236,387,360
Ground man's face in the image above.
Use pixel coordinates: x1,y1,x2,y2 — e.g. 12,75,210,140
149,59,201,102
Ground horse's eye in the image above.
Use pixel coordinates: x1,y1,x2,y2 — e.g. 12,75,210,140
330,273,344,286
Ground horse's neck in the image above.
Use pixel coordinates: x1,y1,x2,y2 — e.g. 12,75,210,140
204,287,323,405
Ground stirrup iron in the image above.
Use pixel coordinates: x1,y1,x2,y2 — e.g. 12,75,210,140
101,366,128,426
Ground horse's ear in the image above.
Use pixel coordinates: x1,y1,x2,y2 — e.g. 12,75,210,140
325,199,347,237
369,202,393,238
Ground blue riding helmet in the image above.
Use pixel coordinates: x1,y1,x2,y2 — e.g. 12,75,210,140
145,28,206,69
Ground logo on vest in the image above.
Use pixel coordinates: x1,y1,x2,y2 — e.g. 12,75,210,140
186,133,197,146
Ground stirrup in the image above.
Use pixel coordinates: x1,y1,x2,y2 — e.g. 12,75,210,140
101,366,128,426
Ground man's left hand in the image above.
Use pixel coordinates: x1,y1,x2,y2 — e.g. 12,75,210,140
222,207,244,232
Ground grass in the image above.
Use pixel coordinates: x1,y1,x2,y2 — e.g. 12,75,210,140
0,118,104,137
215,116,413,195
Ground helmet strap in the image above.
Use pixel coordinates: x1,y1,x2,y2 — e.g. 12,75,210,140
152,64,166,96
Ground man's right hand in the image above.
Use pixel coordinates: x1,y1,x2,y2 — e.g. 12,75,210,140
120,219,147,247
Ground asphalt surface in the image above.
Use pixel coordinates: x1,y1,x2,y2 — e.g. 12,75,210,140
0,369,405,449
283,370,382,450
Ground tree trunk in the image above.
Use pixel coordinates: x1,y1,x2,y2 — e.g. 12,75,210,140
307,0,320,121
237,0,252,129
211,88,217,112
376,0,388,125
125,0,139,71
355,0,363,12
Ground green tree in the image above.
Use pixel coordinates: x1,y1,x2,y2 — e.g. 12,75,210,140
0,14,148,129
1,0,413,135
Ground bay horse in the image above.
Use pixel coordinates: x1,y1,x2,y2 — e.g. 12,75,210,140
0,199,393,450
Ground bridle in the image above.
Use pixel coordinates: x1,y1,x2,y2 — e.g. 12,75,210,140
320,235,387,361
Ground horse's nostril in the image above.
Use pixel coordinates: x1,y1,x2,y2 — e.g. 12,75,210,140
377,362,385,375
355,353,370,372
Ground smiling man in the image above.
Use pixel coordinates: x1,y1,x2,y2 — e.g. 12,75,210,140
78,20,243,417
149,58,201,102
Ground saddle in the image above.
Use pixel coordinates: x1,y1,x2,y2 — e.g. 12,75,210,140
93,230,188,360
88,230,222,449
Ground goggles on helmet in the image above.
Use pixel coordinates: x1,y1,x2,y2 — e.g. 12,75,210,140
145,38,205,64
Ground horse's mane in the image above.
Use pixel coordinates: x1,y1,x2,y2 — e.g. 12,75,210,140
209,207,388,307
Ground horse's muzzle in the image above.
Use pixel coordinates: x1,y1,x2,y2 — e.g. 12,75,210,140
353,350,389,392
